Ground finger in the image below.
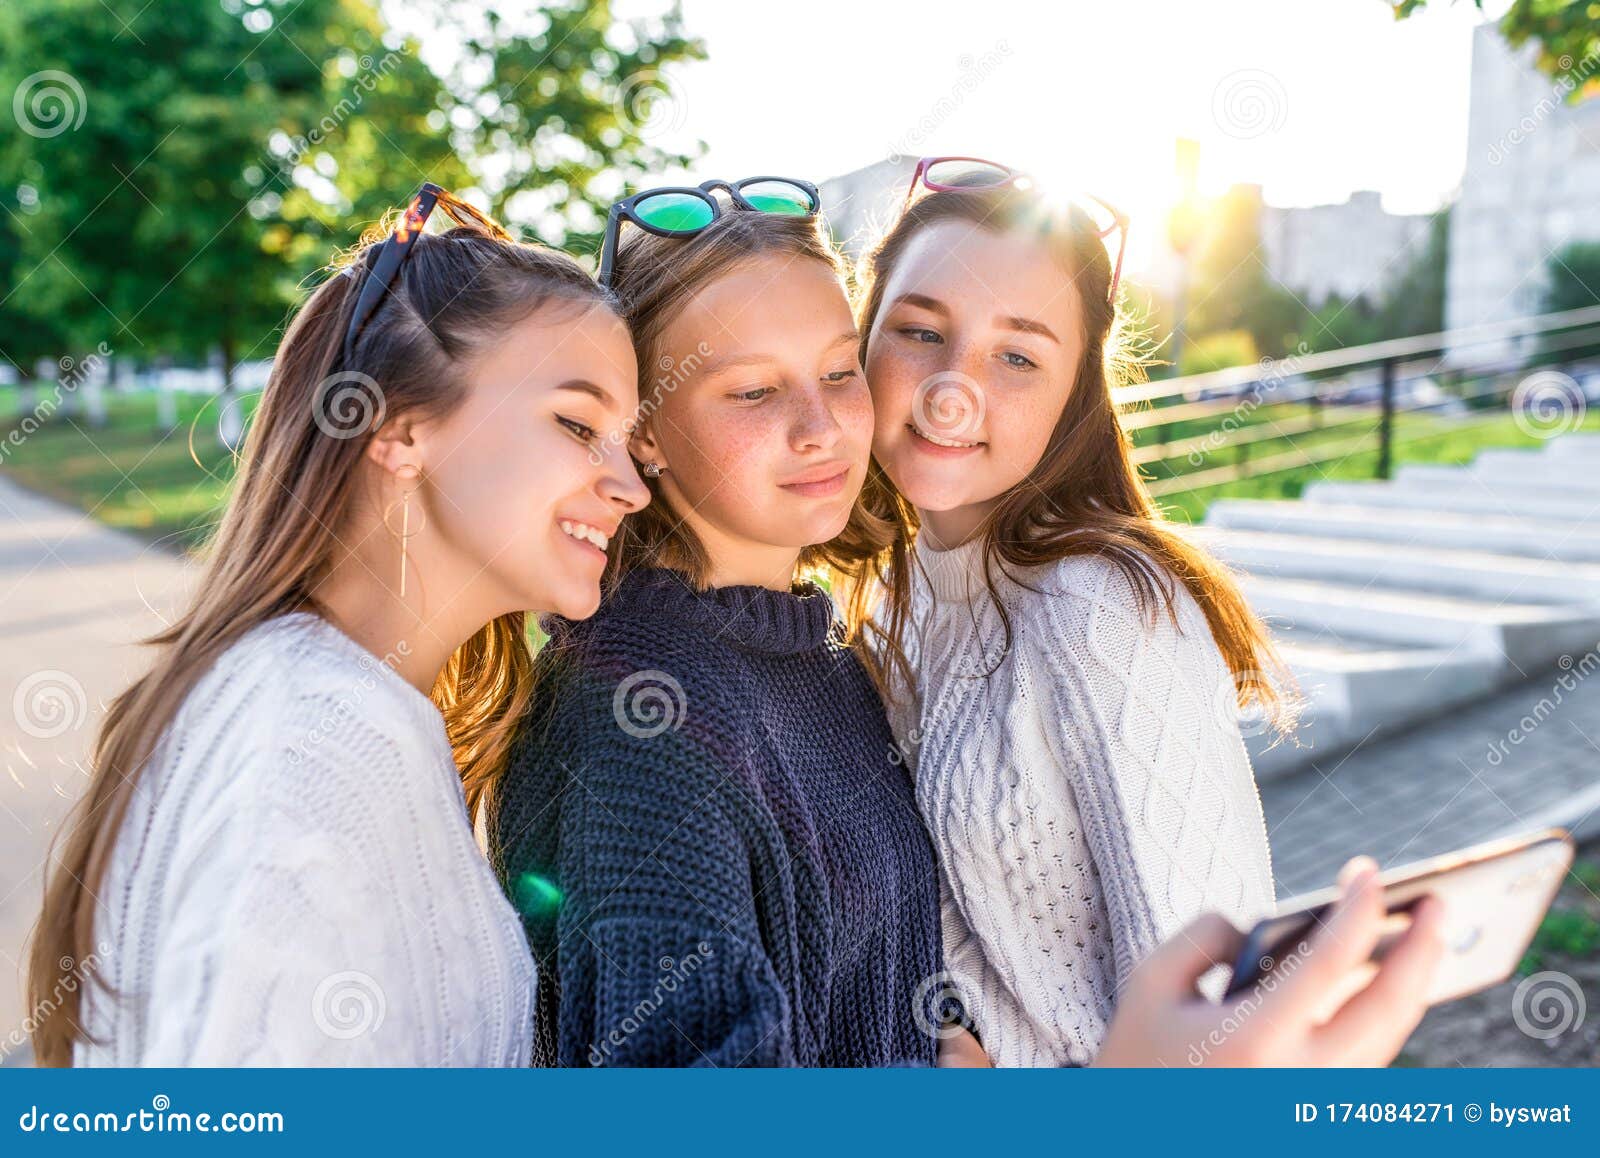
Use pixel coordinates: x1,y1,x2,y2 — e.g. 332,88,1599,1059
1132,912,1245,998
1264,864,1385,1015
1309,892,1448,1066
1336,855,1380,890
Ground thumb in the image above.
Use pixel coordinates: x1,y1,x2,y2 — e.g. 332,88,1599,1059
1132,912,1244,998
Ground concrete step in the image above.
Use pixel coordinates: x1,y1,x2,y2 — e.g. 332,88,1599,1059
1302,478,1600,522
1203,499,1600,562
1240,627,1503,781
1543,431,1600,459
1237,573,1600,673
1188,525,1600,608
1411,451,1600,492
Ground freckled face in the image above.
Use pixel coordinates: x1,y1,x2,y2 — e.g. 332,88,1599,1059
863,220,1084,517
640,253,874,554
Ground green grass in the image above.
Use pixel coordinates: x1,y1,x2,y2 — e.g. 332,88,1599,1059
0,387,260,552
1146,407,1600,523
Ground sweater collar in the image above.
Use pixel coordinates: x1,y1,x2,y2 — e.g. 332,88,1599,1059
608,566,836,655
914,534,995,605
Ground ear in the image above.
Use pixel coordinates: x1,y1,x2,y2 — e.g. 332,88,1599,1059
365,413,423,479
627,419,668,473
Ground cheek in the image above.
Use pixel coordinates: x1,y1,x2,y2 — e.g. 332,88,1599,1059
866,346,923,430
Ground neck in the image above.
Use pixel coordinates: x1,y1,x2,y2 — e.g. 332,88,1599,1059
917,500,996,551
669,499,801,591
315,537,496,696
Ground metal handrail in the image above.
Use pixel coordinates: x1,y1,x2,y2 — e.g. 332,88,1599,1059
1116,303,1600,407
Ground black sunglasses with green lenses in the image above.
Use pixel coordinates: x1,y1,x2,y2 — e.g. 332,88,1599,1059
597,176,820,287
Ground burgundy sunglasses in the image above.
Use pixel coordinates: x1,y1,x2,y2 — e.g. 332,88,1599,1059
902,156,1129,304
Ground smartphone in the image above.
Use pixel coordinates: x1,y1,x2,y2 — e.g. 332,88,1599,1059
1223,827,1575,1004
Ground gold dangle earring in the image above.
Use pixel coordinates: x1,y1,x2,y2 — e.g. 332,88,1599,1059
384,464,425,598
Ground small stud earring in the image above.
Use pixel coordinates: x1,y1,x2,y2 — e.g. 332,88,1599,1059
642,461,664,478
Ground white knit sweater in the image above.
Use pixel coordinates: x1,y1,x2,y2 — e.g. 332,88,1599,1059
886,537,1276,1067
78,613,535,1066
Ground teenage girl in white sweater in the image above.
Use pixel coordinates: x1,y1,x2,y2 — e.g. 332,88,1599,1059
27,186,650,1066
854,159,1297,1066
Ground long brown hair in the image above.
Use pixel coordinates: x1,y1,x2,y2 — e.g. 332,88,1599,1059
855,185,1295,724
602,210,905,645
27,192,614,1066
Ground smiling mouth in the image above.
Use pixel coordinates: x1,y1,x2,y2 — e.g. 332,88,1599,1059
907,422,984,450
558,519,610,556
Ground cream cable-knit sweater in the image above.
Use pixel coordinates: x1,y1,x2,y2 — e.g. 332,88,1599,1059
885,537,1276,1067
79,613,535,1066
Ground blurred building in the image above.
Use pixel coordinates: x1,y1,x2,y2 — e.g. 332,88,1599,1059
1445,23,1600,362
1259,190,1433,305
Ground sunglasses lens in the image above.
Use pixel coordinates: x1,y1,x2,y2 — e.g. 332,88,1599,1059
635,191,716,232
738,179,816,216
924,159,1013,189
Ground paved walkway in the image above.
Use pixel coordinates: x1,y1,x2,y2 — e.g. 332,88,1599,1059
0,475,190,1066
1261,651,1600,896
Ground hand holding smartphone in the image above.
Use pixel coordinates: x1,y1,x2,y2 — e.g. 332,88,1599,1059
1225,828,1574,1006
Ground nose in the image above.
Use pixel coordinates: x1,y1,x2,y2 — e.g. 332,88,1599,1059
790,382,846,454
600,451,650,515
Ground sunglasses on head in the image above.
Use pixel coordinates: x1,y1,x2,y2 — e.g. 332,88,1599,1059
343,181,444,366
598,176,821,288
902,156,1129,304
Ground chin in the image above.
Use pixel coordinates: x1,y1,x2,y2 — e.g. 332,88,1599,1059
546,581,604,622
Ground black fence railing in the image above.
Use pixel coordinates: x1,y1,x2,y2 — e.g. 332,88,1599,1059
1123,304,1600,499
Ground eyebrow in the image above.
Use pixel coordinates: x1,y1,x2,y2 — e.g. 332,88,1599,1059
889,291,1060,345
555,379,618,409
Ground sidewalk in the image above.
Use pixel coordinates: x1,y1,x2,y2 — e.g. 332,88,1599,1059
0,475,191,1066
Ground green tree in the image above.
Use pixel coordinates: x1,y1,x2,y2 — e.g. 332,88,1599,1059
1184,185,1310,360
427,0,707,253
1543,241,1600,312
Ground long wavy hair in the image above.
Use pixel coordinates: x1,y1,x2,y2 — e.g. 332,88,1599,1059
855,185,1295,726
27,192,615,1066
602,209,906,647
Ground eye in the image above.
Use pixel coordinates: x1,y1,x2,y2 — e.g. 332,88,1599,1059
730,386,775,403
898,326,942,345
823,369,858,385
557,415,598,443
1000,350,1038,370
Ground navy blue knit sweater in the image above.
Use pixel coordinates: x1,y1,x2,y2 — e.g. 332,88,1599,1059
488,566,944,1067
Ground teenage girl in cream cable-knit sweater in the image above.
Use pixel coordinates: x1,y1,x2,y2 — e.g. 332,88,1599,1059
853,162,1295,1066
